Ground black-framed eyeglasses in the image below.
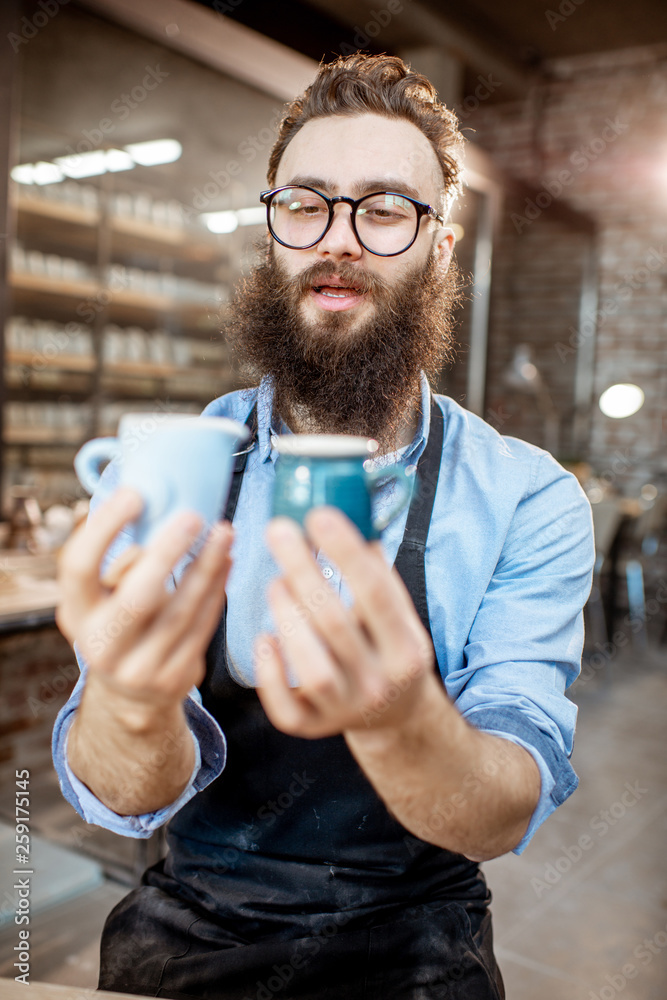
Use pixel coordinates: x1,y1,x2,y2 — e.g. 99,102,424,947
259,185,445,257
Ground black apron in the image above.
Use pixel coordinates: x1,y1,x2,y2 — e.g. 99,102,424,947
98,398,504,1000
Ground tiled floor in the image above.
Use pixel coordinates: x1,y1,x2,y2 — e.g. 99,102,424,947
487,646,667,999
0,646,665,997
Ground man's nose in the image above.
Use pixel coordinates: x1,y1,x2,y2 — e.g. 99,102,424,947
316,205,363,259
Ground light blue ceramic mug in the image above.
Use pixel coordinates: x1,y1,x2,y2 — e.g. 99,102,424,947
271,434,414,540
74,411,249,545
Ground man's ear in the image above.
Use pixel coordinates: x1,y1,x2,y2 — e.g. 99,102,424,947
434,227,456,274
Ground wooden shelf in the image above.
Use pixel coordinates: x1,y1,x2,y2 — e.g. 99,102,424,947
9,272,219,329
104,358,179,377
4,427,87,445
110,215,220,263
100,369,224,401
14,193,221,264
14,194,99,228
6,350,96,372
10,269,99,299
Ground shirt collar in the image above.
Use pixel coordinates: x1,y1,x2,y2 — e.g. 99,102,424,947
255,372,432,466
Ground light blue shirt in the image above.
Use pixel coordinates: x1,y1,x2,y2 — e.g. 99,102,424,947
52,374,595,855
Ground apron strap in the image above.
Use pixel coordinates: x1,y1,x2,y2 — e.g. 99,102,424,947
393,394,444,647
225,403,258,522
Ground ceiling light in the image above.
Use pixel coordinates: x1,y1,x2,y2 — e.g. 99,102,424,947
125,139,182,166
105,149,135,172
598,383,645,419
236,207,266,227
10,164,36,184
201,206,266,234
32,161,65,185
202,211,238,234
55,150,108,179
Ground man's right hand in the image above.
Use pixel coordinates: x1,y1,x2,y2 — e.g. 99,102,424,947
56,488,233,816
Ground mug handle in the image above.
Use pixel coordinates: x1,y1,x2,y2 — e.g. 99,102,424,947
74,436,120,495
366,463,415,535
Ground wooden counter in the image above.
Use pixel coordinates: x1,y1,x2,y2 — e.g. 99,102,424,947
0,978,149,999
0,552,59,631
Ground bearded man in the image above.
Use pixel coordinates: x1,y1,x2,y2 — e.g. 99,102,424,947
54,54,594,1000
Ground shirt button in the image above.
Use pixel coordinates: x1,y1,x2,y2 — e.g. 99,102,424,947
322,566,334,580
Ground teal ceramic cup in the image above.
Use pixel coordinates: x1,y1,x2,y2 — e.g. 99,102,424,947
271,434,414,540
74,411,249,546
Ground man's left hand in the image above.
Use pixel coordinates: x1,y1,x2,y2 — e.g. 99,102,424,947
255,507,435,739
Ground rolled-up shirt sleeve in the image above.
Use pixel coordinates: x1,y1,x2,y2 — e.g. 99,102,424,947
51,457,227,838
447,451,595,854
52,669,226,838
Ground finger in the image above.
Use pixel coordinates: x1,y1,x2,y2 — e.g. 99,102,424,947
109,524,233,697
78,510,206,664
112,509,205,617
265,518,369,670
145,522,233,662
58,488,143,618
304,507,423,654
254,634,319,736
267,577,349,706
156,568,229,693
100,544,142,589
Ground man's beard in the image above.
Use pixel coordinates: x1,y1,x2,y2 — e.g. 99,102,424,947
226,243,463,451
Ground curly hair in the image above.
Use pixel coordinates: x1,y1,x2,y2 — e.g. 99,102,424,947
267,53,464,213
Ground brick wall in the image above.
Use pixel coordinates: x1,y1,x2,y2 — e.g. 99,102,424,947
0,626,77,780
467,44,667,493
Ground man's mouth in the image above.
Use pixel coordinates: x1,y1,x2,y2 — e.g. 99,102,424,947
309,279,367,311
314,285,361,298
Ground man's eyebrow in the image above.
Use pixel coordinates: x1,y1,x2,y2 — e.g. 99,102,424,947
285,176,424,201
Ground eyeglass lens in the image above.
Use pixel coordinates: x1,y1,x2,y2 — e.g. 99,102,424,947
268,188,420,254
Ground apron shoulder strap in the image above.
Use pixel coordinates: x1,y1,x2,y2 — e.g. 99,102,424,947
393,394,444,658
224,403,258,522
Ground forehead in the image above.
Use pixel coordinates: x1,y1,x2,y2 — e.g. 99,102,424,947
274,113,443,204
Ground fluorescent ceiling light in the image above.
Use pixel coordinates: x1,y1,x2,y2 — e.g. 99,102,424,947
33,161,65,185
10,164,36,184
599,383,645,419
202,206,266,234
105,149,135,172
55,150,108,179
11,139,181,186
202,211,238,234
125,139,182,166
236,207,266,226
